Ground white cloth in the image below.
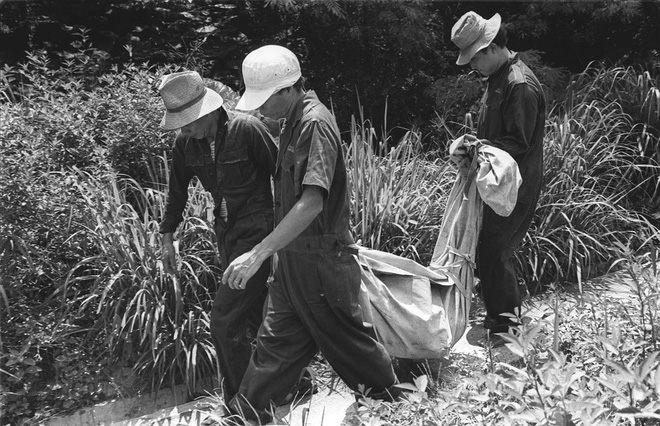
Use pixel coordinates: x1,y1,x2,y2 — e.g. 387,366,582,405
475,144,522,217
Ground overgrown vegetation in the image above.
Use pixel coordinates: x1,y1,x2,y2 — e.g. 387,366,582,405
518,70,660,292
1,26,660,426
3,0,659,147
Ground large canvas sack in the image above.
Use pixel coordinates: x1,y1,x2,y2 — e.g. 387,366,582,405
357,248,455,359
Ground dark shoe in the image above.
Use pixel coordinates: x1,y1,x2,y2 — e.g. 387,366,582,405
371,384,402,402
486,332,508,348
483,315,520,334
281,367,317,405
483,315,498,330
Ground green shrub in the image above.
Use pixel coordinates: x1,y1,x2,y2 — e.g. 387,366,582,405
0,309,109,424
97,66,173,189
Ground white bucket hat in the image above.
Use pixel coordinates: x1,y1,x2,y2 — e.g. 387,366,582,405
158,71,224,130
236,45,302,111
451,12,501,66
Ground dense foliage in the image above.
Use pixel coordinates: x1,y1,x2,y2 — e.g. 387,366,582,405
1,2,660,424
2,0,659,145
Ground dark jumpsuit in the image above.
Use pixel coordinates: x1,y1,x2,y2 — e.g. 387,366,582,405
475,54,546,333
159,107,276,403
230,92,397,423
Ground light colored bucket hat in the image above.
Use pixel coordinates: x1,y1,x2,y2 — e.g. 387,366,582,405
158,71,224,130
451,11,501,66
236,45,301,111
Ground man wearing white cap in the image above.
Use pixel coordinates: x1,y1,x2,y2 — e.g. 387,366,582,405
221,45,398,423
450,12,546,338
157,70,277,406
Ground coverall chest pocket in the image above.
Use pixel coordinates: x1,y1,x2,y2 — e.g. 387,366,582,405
218,147,252,188
279,147,295,176
183,140,213,168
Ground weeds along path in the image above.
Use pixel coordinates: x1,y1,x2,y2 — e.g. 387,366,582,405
73,259,658,426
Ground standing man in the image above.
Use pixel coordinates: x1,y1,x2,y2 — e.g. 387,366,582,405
450,12,546,336
158,70,276,406
222,45,398,423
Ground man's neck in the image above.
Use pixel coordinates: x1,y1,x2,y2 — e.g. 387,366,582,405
282,90,306,124
489,47,513,79
496,47,513,70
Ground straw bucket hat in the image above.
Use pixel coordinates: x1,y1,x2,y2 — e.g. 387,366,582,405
236,45,301,111
451,12,501,66
158,71,224,130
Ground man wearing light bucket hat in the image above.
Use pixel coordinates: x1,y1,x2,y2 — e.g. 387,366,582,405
221,45,398,423
450,12,546,340
157,70,278,407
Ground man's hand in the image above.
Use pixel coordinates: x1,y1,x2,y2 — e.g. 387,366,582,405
162,233,177,274
222,249,268,290
449,134,477,179
222,185,323,290
452,156,471,179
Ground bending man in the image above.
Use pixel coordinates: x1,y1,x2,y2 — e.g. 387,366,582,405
158,70,276,405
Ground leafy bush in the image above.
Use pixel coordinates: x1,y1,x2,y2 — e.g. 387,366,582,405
1,30,174,187
0,309,109,424
95,68,171,189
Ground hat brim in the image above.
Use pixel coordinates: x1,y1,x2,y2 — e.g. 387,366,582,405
235,86,278,112
456,13,501,66
160,88,224,130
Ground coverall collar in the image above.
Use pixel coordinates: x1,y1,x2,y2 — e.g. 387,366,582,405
488,52,518,83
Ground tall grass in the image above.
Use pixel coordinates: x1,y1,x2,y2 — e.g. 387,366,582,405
62,168,219,397
345,115,453,264
566,64,660,130
518,71,660,291
565,64,660,201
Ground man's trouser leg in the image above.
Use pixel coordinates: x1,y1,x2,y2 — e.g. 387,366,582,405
230,248,397,423
477,201,536,333
210,260,270,405
211,213,272,405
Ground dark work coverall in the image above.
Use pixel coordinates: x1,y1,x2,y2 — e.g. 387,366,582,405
230,92,397,423
476,54,546,333
159,108,276,403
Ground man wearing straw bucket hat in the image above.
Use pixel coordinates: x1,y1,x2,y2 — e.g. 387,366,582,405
157,70,278,407
221,45,399,423
449,12,546,340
